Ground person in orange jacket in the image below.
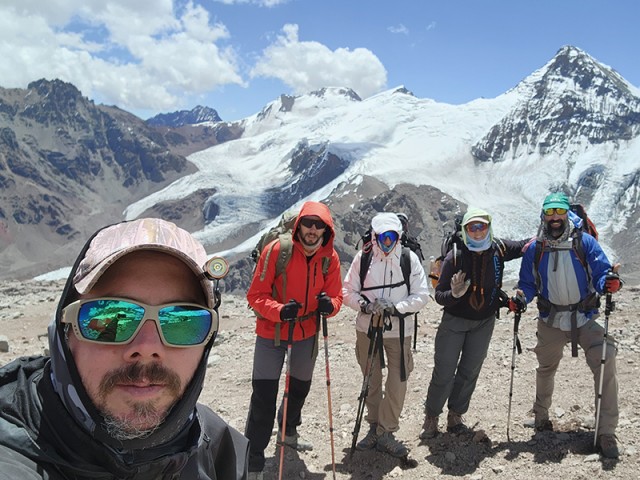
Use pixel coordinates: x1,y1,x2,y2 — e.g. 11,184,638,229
245,201,343,477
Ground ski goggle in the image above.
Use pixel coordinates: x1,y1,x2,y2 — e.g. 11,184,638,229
543,207,568,216
465,222,488,233
299,217,327,230
377,230,399,245
377,231,399,254
61,297,218,347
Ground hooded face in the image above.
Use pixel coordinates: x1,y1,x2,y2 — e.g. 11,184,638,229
66,251,206,440
297,215,326,252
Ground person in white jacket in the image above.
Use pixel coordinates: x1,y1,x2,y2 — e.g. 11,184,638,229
343,212,430,457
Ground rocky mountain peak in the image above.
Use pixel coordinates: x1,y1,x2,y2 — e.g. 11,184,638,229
146,105,222,127
472,45,640,163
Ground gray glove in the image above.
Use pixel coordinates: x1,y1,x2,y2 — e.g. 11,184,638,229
359,298,375,314
450,271,470,298
373,297,395,315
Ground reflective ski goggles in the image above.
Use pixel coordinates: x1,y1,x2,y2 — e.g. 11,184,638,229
299,217,327,230
465,222,489,233
377,230,399,245
543,207,568,216
61,297,218,347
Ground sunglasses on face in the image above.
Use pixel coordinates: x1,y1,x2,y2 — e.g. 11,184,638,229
465,222,489,233
543,208,568,216
61,297,218,347
300,217,327,230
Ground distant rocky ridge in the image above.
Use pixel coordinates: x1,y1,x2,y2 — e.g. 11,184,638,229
0,79,234,279
146,105,222,127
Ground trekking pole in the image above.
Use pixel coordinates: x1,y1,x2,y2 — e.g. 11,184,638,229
412,313,418,351
593,290,614,450
506,309,523,442
278,319,296,480
319,311,337,479
350,313,382,458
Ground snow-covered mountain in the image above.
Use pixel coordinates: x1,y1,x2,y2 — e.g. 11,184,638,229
124,46,640,284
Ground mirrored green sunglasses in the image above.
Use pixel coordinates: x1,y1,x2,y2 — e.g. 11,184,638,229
61,297,218,347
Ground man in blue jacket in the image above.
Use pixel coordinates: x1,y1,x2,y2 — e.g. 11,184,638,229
511,192,622,458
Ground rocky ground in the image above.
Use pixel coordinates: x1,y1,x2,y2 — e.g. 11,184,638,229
1,279,639,479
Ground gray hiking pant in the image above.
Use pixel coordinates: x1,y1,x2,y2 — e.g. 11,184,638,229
245,335,317,471
425,311,495,417
533,318,618,435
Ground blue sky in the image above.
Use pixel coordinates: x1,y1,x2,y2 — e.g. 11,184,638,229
1,0,638,121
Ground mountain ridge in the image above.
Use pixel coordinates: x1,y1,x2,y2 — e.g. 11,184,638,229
1,46,638,287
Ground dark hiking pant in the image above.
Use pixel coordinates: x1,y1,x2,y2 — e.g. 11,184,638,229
425,312,495,417
245,335,316,471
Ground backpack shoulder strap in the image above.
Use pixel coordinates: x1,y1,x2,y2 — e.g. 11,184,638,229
494,238,507,257
400,247,411,295
533,239,544,292
359,249,373,288
274,232,293,278
571,231,591,285
321,256,331,276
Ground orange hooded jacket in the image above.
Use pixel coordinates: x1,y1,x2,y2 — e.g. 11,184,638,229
246,201,343,342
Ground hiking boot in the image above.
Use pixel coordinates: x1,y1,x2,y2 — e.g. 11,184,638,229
597,434,620,459
376,431,408,458
279,431,314,452
534,412,553,432
356,423,379,450
419,415,439,440
447,411,468,434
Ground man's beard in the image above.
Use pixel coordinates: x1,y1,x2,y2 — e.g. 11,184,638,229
299,232,323,250
545,219,566,239
97,362,182,441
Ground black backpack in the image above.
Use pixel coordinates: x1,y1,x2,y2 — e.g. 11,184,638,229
428,215,464,288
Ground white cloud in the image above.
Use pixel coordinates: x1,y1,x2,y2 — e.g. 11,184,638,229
426,21,436,31
251,24,387,98
388,24,409,35
0,1,245,113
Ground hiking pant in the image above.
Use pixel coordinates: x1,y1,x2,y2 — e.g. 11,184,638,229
245,335,316,471
355,330,414,434
533,318,618,435
425,312,495,417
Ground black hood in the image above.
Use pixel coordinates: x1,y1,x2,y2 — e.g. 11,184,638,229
48,225,217,450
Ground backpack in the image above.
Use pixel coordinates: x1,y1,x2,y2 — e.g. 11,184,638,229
569,203,598,240
428,216,464,289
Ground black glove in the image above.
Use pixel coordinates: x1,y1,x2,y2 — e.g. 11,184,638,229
508,292,527,313
317,293,334,315
359,297,374,314
280,299,301,321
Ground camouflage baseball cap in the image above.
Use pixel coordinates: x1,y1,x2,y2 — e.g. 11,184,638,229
73,218,214,307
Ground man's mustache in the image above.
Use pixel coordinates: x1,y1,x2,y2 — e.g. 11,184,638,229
99,362,181,397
